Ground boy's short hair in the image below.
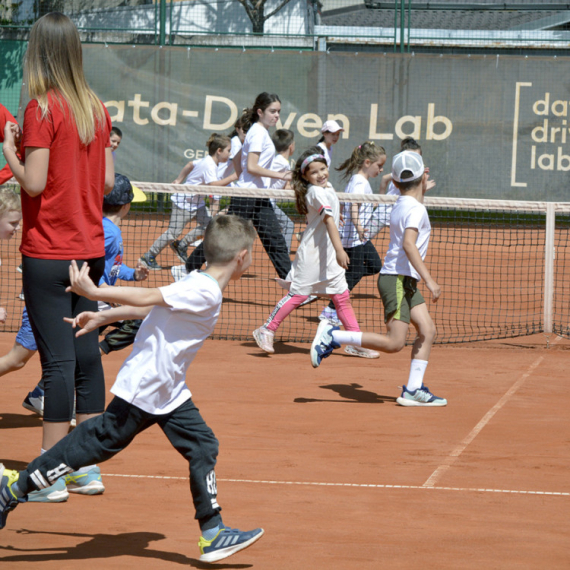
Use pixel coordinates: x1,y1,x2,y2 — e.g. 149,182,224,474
272,129,294,153
392,150,424,192
103,173,146,215
111,126,123,138
203,215,256,264
0,188,21,216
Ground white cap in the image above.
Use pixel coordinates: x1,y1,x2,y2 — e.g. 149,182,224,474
321,120,344,134
391,150,425,183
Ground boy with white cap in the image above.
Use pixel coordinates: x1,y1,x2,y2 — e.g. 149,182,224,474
317,119,344,168
310,150,447,407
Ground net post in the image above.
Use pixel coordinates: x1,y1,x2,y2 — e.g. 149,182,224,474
543,203,555,335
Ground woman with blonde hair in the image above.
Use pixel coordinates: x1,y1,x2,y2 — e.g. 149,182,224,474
2,12,114,502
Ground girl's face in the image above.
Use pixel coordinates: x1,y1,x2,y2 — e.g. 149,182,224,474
0,210,21,240
217,144,231,163
364,155,386,179
323,131,341,146
236,127,246,143
302,160,329,187
258,102,281,128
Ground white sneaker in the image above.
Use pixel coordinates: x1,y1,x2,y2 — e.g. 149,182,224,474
344,345,380,359
252,327,275,354
319,307,341,326
299,295,318,307
171,264,188,282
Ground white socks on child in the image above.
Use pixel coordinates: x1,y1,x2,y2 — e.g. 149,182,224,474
331,330,362,346
407,359,428,392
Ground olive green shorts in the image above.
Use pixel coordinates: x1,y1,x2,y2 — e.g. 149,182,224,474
377,274,425,324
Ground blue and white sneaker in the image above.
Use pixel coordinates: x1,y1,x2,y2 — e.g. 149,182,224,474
396,385,447,407
22,385,44,416
64,466,105,495
0,464,26,529
199,526,264,563
310,320,340,368
28,477,69,503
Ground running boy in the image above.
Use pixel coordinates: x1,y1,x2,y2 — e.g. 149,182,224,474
0,215,263,562
310,151,447,407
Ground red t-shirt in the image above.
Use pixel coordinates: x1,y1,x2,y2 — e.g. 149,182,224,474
0,104,18,185
20,94,112,259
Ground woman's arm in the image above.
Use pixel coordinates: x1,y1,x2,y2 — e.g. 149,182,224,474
323,215,349,270
247,152,292,181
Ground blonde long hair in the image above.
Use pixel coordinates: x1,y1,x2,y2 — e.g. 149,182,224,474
25,12,106,145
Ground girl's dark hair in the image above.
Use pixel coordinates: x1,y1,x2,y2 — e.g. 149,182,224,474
336,141,385,180
229,115,247,139
401,136,422,153
206,133,231,156
291,146,328,217
242,92,281,133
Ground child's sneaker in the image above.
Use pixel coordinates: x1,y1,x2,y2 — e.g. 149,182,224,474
252,327,275,354
310,320,340,368
169,239,188,263
318,306,341,326
344,345,380,359
396,385,447,407
27,477,69,503
299,295,318,307
22,385,44,416
199,526,264,563
0,464,26,530
139,253,162,271
64,466,105,495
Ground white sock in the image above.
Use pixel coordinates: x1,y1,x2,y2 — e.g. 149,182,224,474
74,465,96,475
331,330,362,346
407,359,428,392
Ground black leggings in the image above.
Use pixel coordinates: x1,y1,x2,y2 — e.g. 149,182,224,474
22,256,106,422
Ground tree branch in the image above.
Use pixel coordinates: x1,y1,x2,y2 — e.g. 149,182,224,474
265,0,293,21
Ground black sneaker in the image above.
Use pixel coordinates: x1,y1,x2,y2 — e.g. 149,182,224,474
139,253,162,271
169,240,188,263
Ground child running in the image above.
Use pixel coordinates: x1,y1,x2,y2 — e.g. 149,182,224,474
252,147,363,355
319,142,386,362
310,151,447,407
0,214,264,563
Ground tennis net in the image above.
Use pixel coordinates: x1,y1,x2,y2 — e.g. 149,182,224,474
1,182,568,344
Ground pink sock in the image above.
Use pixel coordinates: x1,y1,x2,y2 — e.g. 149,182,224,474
264,293,309,332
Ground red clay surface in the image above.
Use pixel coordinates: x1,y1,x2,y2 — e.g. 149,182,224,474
0,332,569,569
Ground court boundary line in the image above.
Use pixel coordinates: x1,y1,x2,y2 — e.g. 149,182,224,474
423,335,563,488
103,473,569,497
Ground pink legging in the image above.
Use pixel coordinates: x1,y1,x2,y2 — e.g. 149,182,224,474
264,289,360,332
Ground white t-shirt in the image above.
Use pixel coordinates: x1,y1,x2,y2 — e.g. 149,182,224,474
381,195,431,281
340,174,374,248
287,183,347,296
238,122,275,189
317,141,332,168
111,271,222,415
172,155,217,212
386,181,401,196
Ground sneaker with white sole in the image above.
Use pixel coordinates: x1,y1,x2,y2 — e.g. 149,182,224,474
139,253,162,271
344,345,380,359
252,327,275,354
0,464,27,529
310,320,340,368
199,526,264,563
22,386,44,416
169,240,188,263
396,385,447,407
28,477,69,503
299,295,318,307
318,306,342,327
64,466,105,495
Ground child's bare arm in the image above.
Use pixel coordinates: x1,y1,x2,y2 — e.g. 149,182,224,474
379,173,392,194
64,305,152,338
350,203,367,241
173,161,194,184
324,215,349,270
402,228,440,302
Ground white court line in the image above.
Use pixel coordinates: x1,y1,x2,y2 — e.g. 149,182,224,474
103,473,569,497
423,335,563,488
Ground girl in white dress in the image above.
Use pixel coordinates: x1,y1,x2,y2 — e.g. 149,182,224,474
252,147,363,354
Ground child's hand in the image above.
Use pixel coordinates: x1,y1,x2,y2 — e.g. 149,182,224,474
337,250,350,270
282,171,292,181
339,213,345,227
426,279,441,303
3,121,20,151
64,311,105,337
0,307,6,323
134,261,149,281
66,260,98,299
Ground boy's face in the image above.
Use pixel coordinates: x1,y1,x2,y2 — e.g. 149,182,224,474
110,134,122,152
0,210,21,240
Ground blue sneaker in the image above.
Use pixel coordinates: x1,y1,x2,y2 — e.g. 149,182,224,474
64,466,105,495
199,526,264,563
28,477,69,503
310,320,340,368
396,385,447,407
22,385,44,416
0,464,26,529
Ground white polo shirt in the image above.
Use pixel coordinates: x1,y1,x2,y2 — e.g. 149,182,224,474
238,122,275,189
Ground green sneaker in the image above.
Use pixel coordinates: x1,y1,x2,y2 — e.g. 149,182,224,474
0,464,26,529
64,466,105,495
28,477,69,503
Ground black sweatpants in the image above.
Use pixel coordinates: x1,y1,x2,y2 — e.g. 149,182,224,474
18,396,222,529
327,241,382,310
99,319,142,354
22,256,106,422
186,197,292,279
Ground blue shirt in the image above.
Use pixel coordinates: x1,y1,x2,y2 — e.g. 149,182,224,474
100,217,135,286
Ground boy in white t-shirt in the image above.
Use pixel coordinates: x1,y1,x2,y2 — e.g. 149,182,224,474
0,216,266,563
310,151,447,407
269,129,295,253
